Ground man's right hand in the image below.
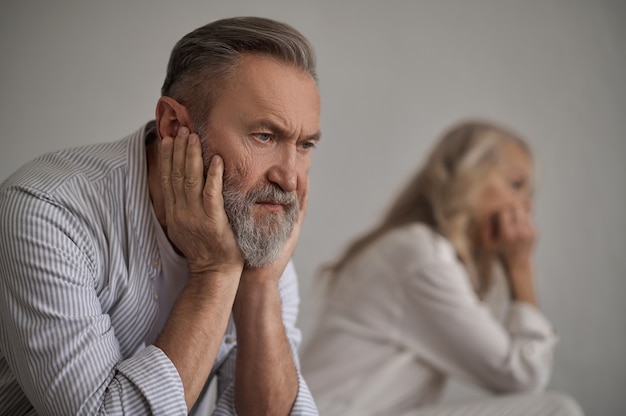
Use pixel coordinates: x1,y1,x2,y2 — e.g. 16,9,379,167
159,127,244,277
156,127,245,410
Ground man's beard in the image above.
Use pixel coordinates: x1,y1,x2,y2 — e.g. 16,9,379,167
221,169,299,268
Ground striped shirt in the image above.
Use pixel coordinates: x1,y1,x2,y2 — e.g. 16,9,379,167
0,123,318,415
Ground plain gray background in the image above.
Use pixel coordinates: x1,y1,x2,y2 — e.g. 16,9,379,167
1,1,624,415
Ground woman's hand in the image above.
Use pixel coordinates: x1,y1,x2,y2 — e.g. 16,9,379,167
482,202,538,305
496,203,537,270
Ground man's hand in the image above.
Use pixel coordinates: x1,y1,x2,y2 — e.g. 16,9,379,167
155,127,244,410
159,127,244,276
232,179,308,415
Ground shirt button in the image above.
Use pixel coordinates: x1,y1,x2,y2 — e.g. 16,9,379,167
151,258,159,269
153,291,159,301
225,336,235,344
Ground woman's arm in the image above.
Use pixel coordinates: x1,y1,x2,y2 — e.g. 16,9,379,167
404,255,556,394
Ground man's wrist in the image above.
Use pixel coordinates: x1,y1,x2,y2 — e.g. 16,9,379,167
187,268,243,294
235,277,278,299
233,278,280,319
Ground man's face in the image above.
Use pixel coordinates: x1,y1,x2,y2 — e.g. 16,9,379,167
199,54,321,268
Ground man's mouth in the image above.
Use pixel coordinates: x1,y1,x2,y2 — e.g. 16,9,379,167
256,201,285,212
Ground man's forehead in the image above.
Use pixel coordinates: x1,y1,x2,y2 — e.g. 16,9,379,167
204,54,320,139
227,54,318,96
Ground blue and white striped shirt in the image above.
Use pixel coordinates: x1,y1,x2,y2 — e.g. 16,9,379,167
0,123,318,415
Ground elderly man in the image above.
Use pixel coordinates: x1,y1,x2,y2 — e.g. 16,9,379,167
0,16,320,415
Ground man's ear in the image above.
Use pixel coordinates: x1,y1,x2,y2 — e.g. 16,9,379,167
155,96,193,140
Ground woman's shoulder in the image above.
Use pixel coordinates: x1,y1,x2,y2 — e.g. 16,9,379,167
381,222,458,265
386,224,476,301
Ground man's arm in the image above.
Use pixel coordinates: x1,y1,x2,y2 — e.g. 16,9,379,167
231,186,317,415
154,129,244,410
233,274,299,415
0,172,189,414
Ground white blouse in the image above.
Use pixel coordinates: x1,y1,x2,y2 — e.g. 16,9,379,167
301,223,557,416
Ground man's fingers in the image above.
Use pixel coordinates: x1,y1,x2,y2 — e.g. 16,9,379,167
171,127,189,203
185,133,205,208
203,154,225,215
160,136,175,208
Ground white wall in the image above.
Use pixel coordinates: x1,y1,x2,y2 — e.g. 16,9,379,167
1,1,624,414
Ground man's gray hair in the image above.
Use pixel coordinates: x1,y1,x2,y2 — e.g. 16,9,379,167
161,16,317,133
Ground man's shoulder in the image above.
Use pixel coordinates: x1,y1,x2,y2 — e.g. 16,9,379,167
0,123,153,240
1,125,147,197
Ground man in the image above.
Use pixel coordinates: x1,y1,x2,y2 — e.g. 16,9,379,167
0,17,320,415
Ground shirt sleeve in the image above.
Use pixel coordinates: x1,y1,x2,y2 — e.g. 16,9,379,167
404,257,558,393
0,186,187,415
212,260,319,415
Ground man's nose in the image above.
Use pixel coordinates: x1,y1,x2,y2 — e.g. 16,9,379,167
266,144,298,193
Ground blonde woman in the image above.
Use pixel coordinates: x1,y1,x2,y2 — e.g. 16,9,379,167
301,120,583,416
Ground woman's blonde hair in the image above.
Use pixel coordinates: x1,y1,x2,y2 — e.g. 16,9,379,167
325,119,532,297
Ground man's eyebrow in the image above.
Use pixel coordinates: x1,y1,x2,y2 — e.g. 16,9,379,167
253,119,321,142
304,131,322,143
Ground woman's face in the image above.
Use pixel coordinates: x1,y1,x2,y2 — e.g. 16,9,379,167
472,141,533,246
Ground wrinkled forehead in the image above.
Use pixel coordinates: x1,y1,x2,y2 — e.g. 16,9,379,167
216,54,320,131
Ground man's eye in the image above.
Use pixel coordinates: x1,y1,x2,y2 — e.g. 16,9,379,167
300,141,316,150
254,133,272,142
